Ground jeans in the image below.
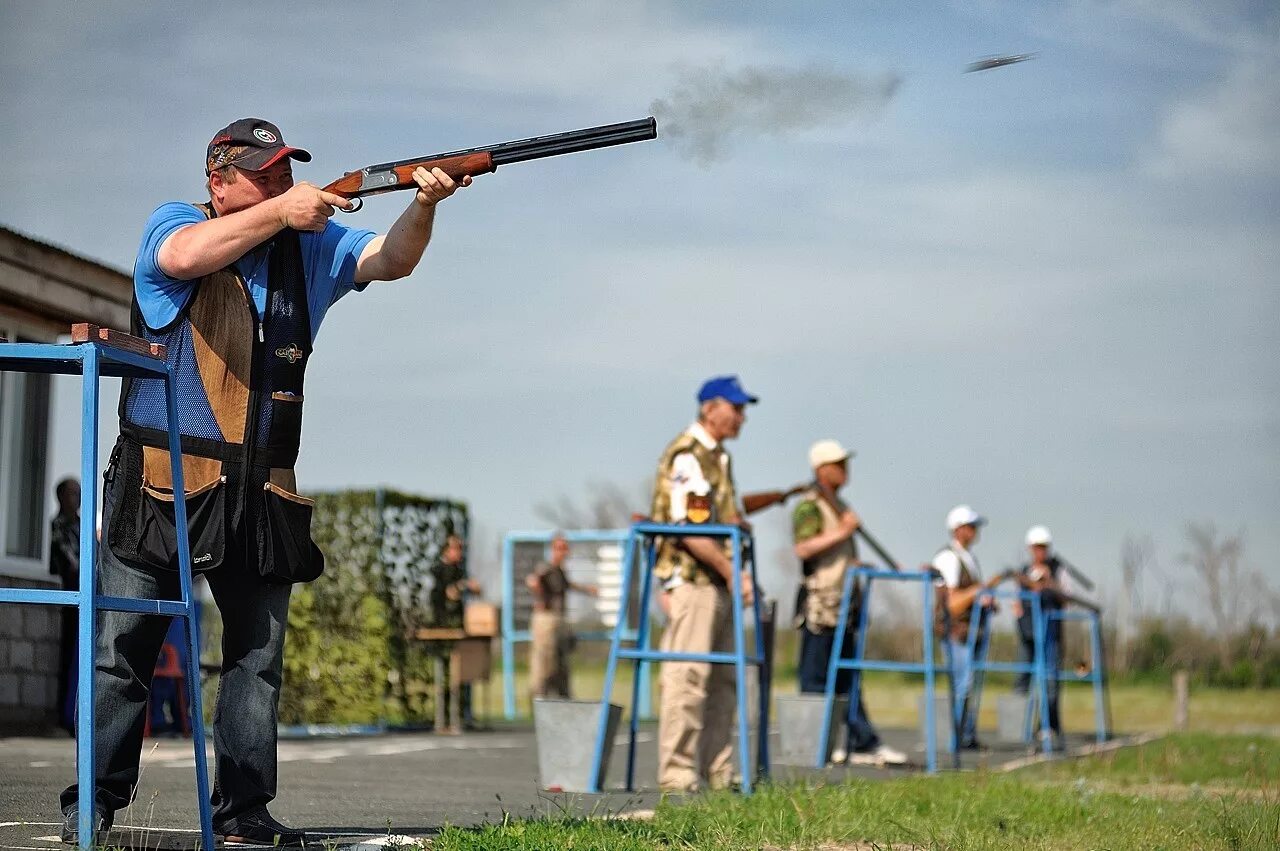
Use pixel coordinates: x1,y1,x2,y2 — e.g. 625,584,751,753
946,639,977,744
798,625,881,752
1015,615,1062,733
61,464,293,828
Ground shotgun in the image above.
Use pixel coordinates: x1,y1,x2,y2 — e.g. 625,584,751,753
740,484,807,515
324,118,657,210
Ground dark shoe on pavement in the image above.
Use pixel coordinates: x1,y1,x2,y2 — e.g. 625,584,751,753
217,807,308,847
60,803,113,846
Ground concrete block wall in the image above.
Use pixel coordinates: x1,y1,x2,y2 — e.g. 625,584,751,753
0,576,62,734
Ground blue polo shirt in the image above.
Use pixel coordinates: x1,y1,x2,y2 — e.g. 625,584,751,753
134,202,377,341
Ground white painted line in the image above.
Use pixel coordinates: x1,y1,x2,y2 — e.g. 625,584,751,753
997,731,1164,772
0,823,60,828
349,835,427,851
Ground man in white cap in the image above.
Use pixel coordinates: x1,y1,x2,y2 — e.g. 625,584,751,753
791,440,906,766
1012,525,1076,747
1013,526,1055,695
931,504,993,749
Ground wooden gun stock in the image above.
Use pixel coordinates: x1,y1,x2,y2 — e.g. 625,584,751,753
741,484,806,515
322,152,496,200
945,568,1015,619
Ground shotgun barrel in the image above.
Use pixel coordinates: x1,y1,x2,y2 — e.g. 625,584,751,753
324,117,657,202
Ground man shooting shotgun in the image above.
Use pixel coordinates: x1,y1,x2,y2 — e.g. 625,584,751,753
57,115,654,847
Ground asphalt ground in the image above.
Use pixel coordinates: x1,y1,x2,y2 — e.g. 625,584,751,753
0,725,1095,849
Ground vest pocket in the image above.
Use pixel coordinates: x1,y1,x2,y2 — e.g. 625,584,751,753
268,392,304,451
259,481,325,583
136,477,227,574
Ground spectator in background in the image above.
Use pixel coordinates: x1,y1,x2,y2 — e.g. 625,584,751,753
49,478,80,735
526,533,598,699
429,534,481,728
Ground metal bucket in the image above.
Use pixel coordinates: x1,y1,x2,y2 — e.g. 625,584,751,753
774,694,848,765
533,699,621,792
918,693,953,749
997,694,1029,743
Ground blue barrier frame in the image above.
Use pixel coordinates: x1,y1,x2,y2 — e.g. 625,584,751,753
818,567,953,773
0,340,214,850
588,522,769,794
500,529,651,720
1042,608,1109,744
963,588,1053,754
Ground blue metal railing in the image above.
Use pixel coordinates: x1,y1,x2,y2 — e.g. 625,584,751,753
963,587,1053,752
0,340,213,850
588,522,769,794
500,529,651,720
818,567,952,773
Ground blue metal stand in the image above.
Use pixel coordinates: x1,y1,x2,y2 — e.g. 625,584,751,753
500,529,651,720
818,567,952,773
0,340,214,850
587,522,769,794
1038,608,1110,743
963,588,1053,754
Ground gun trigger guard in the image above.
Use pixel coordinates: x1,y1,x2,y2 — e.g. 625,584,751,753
341,197,363,214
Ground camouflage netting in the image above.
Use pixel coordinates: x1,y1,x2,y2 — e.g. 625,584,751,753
205,488,468,726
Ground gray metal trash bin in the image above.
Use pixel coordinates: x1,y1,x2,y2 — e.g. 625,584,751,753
918,693,953,748
997,694,1029,743
775,694,847,765
533,699,621,792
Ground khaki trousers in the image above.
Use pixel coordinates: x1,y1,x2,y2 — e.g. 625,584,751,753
530,609,571,699
658,582,735,791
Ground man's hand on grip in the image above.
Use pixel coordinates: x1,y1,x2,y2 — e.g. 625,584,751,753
275,182,353,232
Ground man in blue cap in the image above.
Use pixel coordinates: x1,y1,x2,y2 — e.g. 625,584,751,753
648,375,757,792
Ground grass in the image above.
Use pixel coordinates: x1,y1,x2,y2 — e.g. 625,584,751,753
1022,732,1279,792
424,734,1279,850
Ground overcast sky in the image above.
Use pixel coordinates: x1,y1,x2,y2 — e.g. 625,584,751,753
3,1,1277,620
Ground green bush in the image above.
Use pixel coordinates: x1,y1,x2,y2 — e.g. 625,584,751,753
270,488,468,726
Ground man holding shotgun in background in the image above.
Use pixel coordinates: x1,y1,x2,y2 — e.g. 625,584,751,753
931,505,1011,750
791,440,907,766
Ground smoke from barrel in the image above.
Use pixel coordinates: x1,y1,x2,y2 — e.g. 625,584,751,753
651,64,901,166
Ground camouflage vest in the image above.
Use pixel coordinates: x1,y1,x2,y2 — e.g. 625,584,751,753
650,429,737,583
801,487,859,633
934,543,977,641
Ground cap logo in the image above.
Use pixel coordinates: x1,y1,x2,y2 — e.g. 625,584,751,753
254,128,278,144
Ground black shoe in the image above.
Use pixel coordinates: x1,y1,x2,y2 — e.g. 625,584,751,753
60,803,113,846
216,807,308,847
961,738,987,751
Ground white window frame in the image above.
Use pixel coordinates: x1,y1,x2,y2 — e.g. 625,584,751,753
0,315,58,582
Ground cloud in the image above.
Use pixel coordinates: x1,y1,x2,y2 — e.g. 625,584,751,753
1144,55,1280,179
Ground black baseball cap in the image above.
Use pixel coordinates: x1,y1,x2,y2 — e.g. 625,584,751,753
205,118,312,175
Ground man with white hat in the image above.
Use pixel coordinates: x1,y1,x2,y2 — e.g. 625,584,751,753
791,440,906,766
1013,525,1069,746
930,504,995,749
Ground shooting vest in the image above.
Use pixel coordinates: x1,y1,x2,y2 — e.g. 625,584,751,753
799,487,859,633
934,543,977,641
650,429,737,584
109,202,323,583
